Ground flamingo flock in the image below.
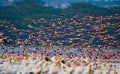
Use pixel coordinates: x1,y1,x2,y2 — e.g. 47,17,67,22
0,13,120,74
0,14,120,48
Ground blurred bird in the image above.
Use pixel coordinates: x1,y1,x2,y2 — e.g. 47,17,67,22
0,38,7,44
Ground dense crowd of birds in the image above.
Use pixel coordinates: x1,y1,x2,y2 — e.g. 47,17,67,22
0,45,120,74
0,54,120,74
0,46,120,62
0,14,120,48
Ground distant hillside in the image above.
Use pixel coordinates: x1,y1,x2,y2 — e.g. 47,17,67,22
0,1,120,21
43,0,120,8
0,0,61,20
62,2,120,18
0,0,120,8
